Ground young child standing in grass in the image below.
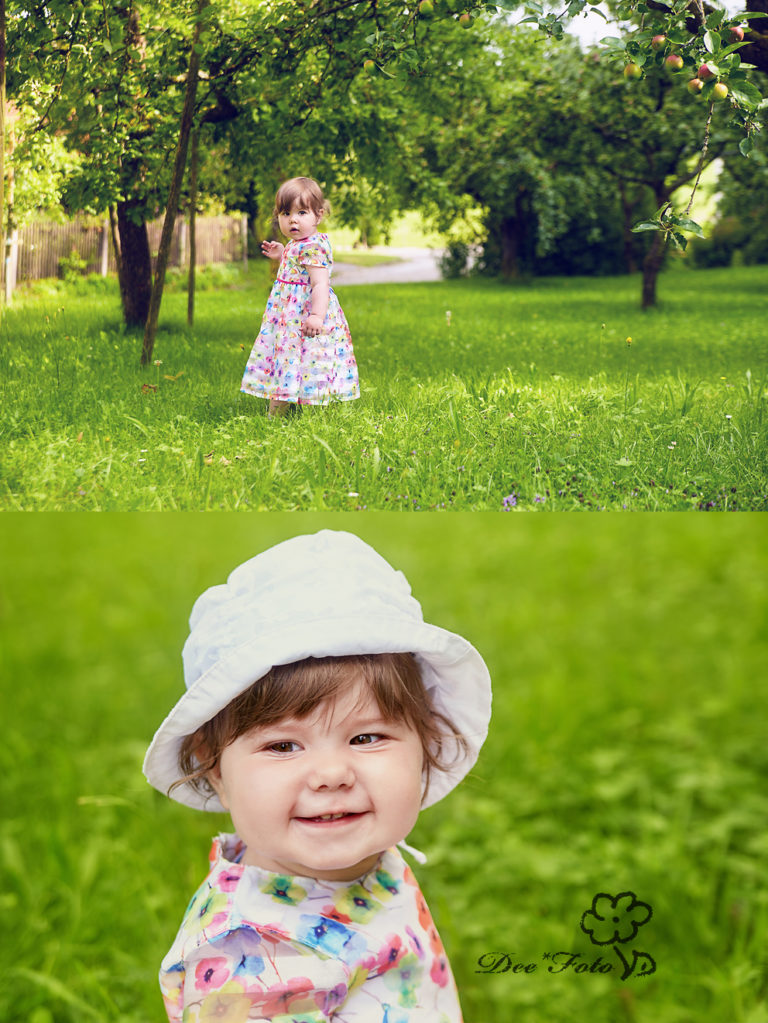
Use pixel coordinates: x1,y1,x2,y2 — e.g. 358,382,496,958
240,177,359,416
143,530,491,1023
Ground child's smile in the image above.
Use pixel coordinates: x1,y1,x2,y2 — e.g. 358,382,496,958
209,683,424,881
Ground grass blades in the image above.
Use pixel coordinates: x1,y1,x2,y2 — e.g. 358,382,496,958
1,265,766,510
2,514,767,1022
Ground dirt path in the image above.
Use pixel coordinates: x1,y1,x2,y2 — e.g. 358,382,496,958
332,247,444,286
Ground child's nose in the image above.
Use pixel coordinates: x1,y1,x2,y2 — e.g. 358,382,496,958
306,752,355,790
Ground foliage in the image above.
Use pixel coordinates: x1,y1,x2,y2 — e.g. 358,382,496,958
58,248,88,283
3,109,81,229
582,4,765,246
4,0,766,327
1,265,766,511
689,111,768,267
3,514,768,1021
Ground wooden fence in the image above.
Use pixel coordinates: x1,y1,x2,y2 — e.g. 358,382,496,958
2,213,248,299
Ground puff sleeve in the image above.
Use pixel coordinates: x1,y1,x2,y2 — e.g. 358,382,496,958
297,235,332,270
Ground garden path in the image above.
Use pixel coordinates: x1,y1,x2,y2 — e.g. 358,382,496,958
332,247,443,286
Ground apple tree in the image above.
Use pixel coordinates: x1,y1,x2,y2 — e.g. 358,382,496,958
577,50,738,306
7,0,491,356
5,0,214,325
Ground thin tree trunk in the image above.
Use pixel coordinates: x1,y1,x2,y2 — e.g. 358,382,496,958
141,0,208,365
108,204,122,280
0,0,6,320
99,218,110,276
3,103,15,305
187,127,199,326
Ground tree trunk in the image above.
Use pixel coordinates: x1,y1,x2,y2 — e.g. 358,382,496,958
640,185,671,309
0,0,6,321
142,0,208,364
641,229,666,309
243,180,261,258
108,205,122,280
499,216,520,279
187,128,198,326
116,200,152,327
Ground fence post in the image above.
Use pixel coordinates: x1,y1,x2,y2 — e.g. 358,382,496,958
4,228,18,304
99,219,110,276
241,214,248,270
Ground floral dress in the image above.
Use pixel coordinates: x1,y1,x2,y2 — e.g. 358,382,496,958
160,834,462,1023
240,233,359,406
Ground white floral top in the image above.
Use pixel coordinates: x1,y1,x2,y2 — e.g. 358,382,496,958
160,834,463,1022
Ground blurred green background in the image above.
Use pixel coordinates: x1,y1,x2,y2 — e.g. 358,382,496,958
2,513,767,1022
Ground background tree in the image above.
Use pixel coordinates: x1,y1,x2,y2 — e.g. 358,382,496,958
7,0,203,324
579,53,737,306
4,0,766,341
1,0,7,321
421,28,634,278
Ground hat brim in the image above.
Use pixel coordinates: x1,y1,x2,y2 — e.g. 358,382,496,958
143,612,491,813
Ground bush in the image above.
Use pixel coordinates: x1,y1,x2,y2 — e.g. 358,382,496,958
688,208,768,269
58,248,88,283
438,241,471,279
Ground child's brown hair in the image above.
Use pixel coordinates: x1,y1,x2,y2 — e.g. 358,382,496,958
175,653,467,805
273,176,329,219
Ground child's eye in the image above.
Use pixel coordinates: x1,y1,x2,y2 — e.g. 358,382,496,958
267,741,300,754
350,733,383,746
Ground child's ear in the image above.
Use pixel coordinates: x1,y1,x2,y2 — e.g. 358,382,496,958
194,737,230,810
207,763,230,811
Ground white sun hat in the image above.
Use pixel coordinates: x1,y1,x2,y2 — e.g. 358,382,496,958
143,530,492,813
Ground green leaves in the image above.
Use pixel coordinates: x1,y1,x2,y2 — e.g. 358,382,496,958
632,206,705,251
703,30,720,55
728,80,763,111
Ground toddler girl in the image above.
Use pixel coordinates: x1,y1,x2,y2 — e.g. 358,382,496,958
143,530,492,1022
240,177,359,416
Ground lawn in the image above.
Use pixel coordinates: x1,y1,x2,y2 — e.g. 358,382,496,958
1,263,766,510
2,513,767,1022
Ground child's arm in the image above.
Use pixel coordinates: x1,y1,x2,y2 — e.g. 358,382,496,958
261,239,284,260
303,265,330,336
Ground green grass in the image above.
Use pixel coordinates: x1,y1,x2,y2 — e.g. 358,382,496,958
2,514,767,1022
1,263,766,510
333,250,404,266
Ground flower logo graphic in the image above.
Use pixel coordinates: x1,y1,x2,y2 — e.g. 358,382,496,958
580,892,652,945
580,891,656,980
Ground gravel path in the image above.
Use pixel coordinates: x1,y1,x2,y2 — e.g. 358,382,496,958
332,247,444,286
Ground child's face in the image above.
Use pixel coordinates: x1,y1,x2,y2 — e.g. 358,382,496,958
208,682,424,881
278,199,323,242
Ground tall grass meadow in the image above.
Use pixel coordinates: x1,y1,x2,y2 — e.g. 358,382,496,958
2,513,767,1022
1,264,766,510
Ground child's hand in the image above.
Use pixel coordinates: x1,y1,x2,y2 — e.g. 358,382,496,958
303,314,324,337
261,240,284,260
